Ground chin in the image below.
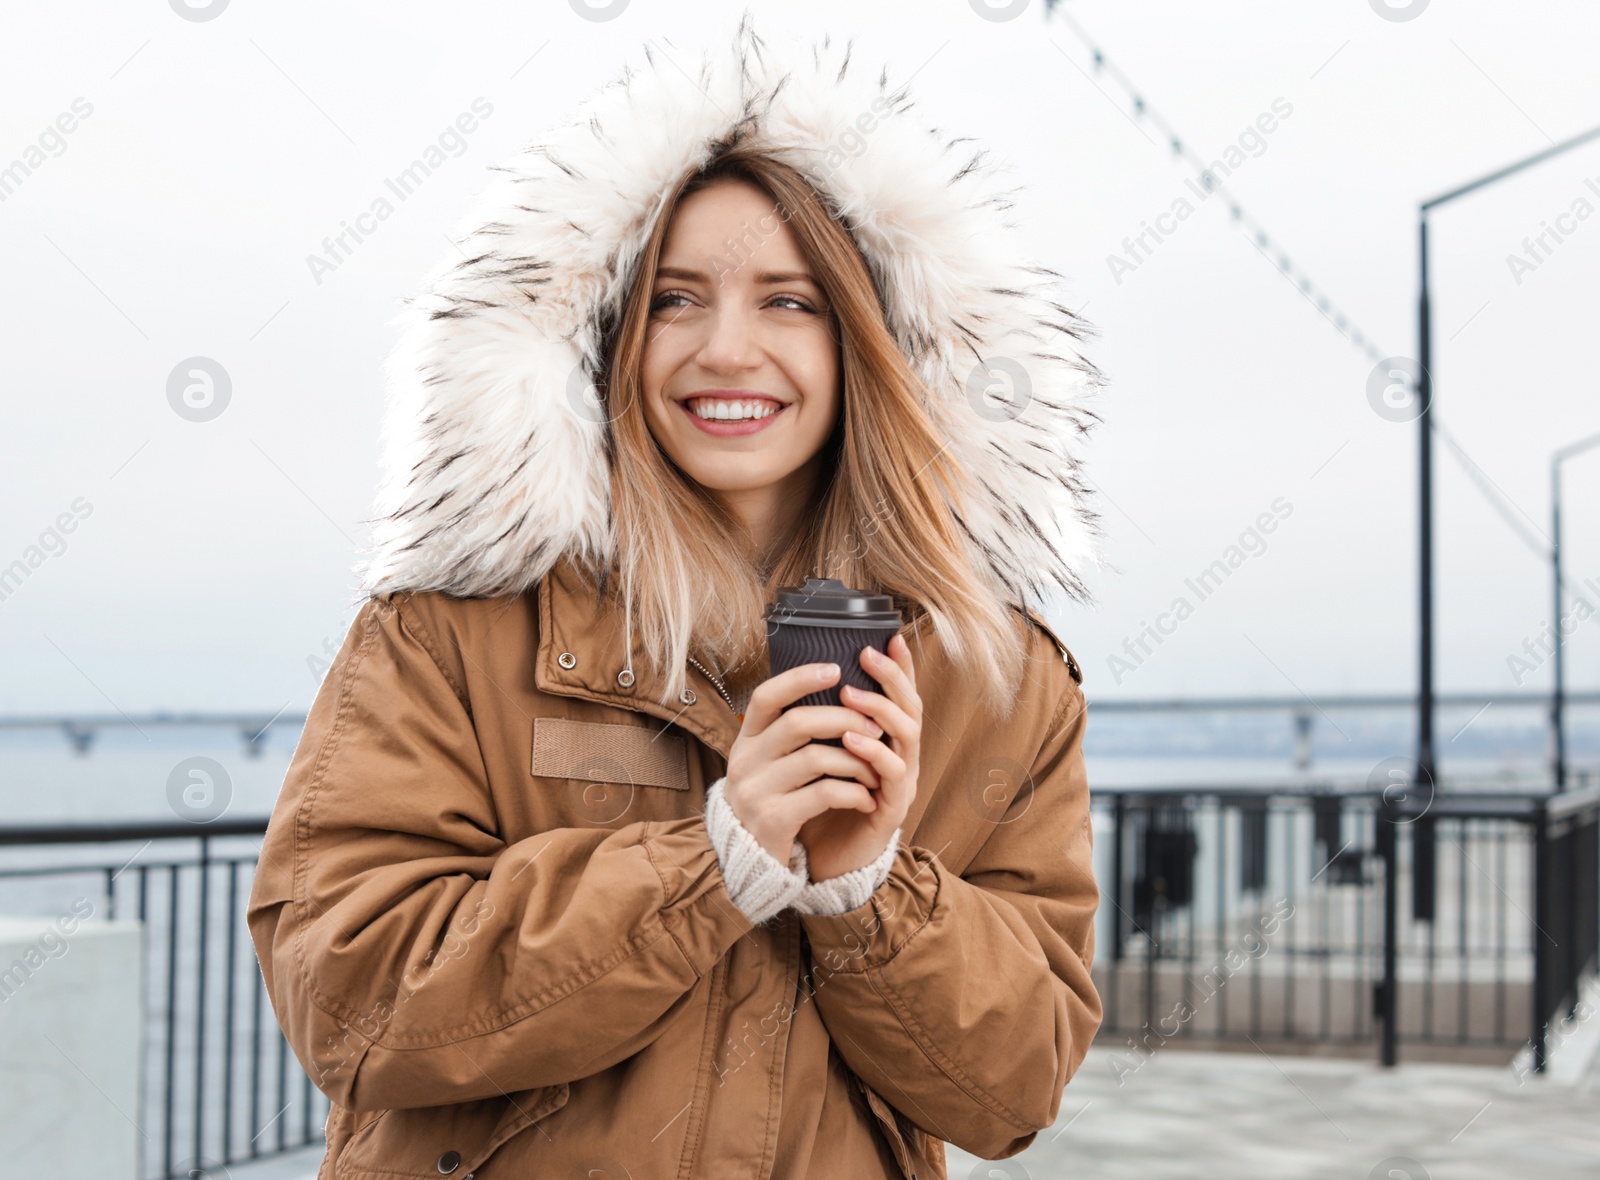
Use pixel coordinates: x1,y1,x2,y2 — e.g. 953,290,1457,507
685,463,786,493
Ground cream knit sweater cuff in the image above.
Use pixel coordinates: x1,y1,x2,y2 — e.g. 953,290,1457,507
704,776,899,922
790,827,899,916
704,776,808,925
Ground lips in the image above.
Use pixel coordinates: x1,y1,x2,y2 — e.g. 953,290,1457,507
678,398,788,437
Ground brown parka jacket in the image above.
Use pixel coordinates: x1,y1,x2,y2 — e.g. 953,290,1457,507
247,556,1098,1179
248,15,1110,1179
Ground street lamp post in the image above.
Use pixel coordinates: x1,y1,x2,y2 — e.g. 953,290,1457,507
1552,431,1600,793
1413,122,1600,796
1394,121,1600,1070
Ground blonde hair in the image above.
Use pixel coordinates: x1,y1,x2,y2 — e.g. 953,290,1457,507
587,143,1036,718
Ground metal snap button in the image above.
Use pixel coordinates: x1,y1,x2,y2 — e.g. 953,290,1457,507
680,687,697,705
557,652,577,669
436,1150,461,1173
616,668,635,688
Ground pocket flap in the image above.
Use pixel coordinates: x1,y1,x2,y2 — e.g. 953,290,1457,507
532,717,688,790
336,1083,569,1177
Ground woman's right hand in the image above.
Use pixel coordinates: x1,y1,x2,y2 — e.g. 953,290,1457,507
722,661,888,863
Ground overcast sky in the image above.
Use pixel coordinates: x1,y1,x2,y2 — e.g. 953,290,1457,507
3,0,1598,716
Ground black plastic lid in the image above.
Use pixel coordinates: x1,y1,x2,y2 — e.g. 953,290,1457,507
764,577,902,628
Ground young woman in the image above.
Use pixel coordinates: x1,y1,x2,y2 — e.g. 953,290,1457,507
249,17,1106,1180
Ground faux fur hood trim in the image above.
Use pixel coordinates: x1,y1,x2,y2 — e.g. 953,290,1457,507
355,11,1107,615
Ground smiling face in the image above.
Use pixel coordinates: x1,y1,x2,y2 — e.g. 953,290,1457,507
640,178,841,553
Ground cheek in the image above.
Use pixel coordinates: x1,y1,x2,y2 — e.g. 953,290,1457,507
639,341,668,400
639,338,686,424
790,331,841,414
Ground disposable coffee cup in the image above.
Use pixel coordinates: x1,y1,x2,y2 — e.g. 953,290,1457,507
764,577,903,748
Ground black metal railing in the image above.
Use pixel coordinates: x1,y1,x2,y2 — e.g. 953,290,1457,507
1094,786,1387,1055
0,781,1595,1178
0,820,327,1180
1530,787,1600,1069
1091,782,1600,1070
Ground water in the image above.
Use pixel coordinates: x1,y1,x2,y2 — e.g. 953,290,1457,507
0,722,1573,834
0,727,298,829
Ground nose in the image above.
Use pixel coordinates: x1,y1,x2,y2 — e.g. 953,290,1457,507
695,302,762,374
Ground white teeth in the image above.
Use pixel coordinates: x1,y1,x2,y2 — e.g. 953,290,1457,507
688,399,780,421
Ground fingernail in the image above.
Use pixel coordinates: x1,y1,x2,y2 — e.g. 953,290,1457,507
819,663,839,679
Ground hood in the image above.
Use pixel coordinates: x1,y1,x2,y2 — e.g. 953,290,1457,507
354,11,1107,618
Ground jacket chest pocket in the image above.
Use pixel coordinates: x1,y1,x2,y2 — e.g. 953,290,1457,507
530,716,693,826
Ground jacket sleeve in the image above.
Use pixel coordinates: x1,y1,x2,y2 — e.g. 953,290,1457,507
795,663,1101,1160
245,594,755,1113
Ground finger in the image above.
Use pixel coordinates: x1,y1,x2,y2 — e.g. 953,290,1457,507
840,733,901,797
860,644,921,723
840,690,912,756
839,683,912,738
841,729,888,769
779,779,877,830
746,662,841,736
859,643,906,696
773,705,884,752
788,744,882,792
845,731,906,793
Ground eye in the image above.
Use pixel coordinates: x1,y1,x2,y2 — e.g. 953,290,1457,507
650,289,692,312
770,294,818,312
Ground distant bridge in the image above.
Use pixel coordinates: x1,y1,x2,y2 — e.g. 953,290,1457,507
2,688,1598,757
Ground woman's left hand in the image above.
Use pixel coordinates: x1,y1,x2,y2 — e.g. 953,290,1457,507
797,633,921,882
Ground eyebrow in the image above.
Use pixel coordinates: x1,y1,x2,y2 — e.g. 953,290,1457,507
655,265,818,285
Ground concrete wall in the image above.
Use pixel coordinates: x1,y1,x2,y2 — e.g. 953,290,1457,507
1093,957,1533,1064
0,912,144,1179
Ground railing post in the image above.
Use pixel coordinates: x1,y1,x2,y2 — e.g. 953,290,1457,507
1412,813,1436,922
195,835,211,1167
1532,797,1549,1074
1378,793,1399,1067
1111,793,1126,964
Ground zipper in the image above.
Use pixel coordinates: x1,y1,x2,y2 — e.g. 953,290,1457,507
686,655,743,721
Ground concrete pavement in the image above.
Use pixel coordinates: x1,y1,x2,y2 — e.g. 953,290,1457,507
230,980,1599,1180
946,1007,1599,1179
